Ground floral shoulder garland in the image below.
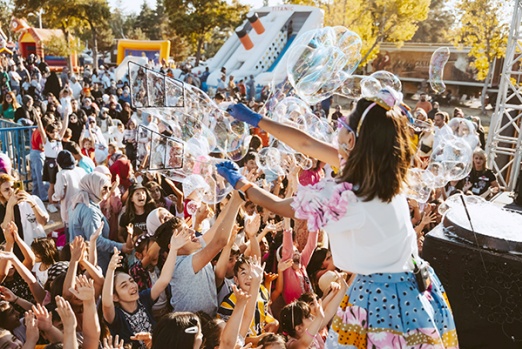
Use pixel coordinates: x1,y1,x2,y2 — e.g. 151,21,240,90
291,179,357,232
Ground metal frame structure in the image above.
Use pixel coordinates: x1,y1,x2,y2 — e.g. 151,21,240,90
486,0,522,191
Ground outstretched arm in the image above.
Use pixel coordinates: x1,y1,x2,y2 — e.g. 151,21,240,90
227,103,339,167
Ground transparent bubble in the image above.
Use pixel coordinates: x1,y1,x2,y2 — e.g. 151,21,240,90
370,70,402,92
337,75,363,99
271,97,311,130
429,47,450,94
146,70,166,107
165,76,185,107
438,193,486,216
213,118,251,161
128,62,149,108
405,168,434,203
430,135,473,183
307,116,336,144
426,162,447,188
360,76,382,98
294,153,313,170
286,26,362,105
255,147,285,176
447,117,479,150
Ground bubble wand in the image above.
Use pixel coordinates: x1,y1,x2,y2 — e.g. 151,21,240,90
459,195,488,273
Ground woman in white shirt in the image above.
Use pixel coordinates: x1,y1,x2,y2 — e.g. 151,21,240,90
218,89,459,348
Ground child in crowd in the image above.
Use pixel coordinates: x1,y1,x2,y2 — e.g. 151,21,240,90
102,228,191,348
35,111,68,213
31,237,59,286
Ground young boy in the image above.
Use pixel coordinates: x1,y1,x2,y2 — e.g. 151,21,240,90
217,256,278,338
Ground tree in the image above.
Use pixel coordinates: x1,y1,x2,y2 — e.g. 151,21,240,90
0,0,14,35
165,0,249,66
410,0,455,43
14,0,112,69
452,0,509,113
43,33,82,57
284,0,430,66
74,0,112,70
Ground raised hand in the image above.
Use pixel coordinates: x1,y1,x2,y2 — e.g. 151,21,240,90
264,271,278,283
90,222,104,242
226,103,263,127
69,275,95,302
0,286,17,303
169,227,192,251
32,303,53,332
3,221,17,244
249,256,265,283
277,259,293,273
231,284,251,306
244,214,261,238
70,236,86,262
55,296,77,330
24,311,40,344
130,332,152,349
108,247,123,271
103,334,124,349
215,161,245,188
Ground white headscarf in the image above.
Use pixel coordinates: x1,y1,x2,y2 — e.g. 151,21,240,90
71,172,110,208
146,208,163,235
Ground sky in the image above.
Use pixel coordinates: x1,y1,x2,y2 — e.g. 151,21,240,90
108,0,280,14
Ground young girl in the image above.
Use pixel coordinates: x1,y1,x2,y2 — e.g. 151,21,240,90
0,91,20,120
129,232,171,320
35,112,68,213
219,90,458,347
102,228,191,348
145,181,178,216
280,279,346,349
118,183,156,242
31,237,59,286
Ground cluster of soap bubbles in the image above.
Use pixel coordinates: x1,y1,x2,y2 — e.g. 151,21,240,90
129,64,253,204
286,26,362,105
406,115,480,202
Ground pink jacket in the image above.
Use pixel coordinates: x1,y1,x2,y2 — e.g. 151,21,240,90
282,229,317,303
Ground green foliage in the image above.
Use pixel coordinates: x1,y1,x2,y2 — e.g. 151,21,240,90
410,0,455,43
0,0,14,35
164,0,249,65
43,33,82,56
284,0,430,65
452,0,509,80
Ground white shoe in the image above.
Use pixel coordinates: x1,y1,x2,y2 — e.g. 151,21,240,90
47,204,58,213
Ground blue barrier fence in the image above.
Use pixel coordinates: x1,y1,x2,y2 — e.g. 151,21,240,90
0,119,36,186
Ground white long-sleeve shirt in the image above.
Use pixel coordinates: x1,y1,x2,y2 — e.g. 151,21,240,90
52,166,87,223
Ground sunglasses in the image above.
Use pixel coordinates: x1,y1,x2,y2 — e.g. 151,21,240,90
90,121,96,124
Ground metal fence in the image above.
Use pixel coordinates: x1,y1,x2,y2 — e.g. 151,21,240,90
0,119,36,186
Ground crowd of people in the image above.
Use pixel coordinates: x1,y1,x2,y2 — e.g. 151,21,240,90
0,51,500,349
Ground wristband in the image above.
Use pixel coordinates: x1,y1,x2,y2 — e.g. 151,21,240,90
14,296,19,303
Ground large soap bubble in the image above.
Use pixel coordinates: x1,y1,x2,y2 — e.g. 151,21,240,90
370,70,402,92
429,47,450,94
430,135,473,182
255,147,285,176
447,117,479,150
287,26,362,105
405,168,435,203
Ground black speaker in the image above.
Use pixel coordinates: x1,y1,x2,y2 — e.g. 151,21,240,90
423,226,522,349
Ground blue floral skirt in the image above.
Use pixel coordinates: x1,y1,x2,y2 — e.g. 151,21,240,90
326,268,458,348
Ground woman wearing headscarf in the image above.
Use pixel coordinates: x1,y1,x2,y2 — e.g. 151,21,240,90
68,172,132,272
94,165,122,242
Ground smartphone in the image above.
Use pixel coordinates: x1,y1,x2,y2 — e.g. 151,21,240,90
13,181,24,191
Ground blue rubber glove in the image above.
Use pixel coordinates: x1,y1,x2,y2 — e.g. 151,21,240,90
215,161,245,188
226,103,263,128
